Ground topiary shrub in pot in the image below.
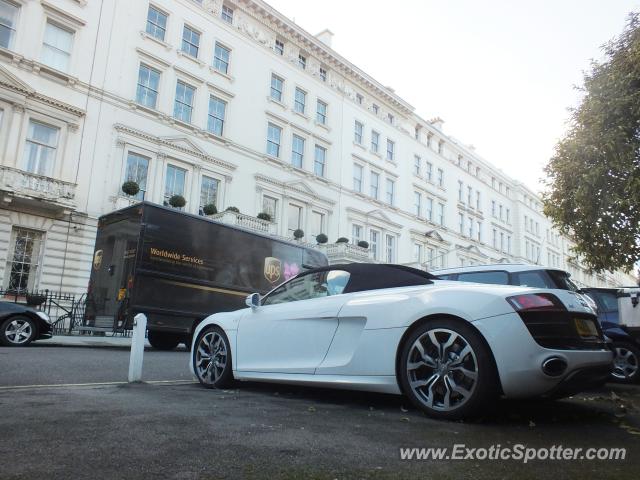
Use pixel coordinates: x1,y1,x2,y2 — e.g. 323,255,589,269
169,194,186,208
357,240,369,249
257,212,272,222
293,229,304,240
226,206,240,213
336,237,349,243
202,203,217,216
121,181,140,197
316,233,328,244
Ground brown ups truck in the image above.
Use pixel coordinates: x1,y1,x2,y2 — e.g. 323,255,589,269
85,202,328,349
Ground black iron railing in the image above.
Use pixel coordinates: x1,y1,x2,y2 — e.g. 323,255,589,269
0,289,129,336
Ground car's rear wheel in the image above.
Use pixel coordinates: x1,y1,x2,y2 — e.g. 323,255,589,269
398,318,498,420
147,331,180,351
611,342,640,384
0,316,37,347
193,326,234,389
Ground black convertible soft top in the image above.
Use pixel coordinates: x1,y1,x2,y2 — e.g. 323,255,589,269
301,263,435,294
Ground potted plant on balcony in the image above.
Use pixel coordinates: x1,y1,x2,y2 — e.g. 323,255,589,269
336,237,349,244
316,233,328,244
257,212,272,222
202,203,217,216
169,194,186,208
293,229,304,241
226,206,240,213
121,181,140,197
357,240,369,249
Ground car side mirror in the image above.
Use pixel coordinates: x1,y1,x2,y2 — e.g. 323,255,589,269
245,293,261,309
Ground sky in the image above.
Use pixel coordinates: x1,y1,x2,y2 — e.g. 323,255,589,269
266,0,639,193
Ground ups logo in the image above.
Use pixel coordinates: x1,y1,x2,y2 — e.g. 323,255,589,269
264,257,282,284
93,250,103,271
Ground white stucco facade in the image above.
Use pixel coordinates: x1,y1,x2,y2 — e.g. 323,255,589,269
0,0,635,295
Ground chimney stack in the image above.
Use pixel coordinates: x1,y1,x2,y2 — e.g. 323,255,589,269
429,117,445,131
315,29,334,48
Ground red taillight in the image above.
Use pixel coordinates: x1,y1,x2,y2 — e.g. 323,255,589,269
507,293,566,311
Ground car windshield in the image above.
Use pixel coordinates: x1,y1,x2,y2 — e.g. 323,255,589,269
512,270,555,289
546,270,580,292
455,271,510,285
588,290,619,312
262,270,350,305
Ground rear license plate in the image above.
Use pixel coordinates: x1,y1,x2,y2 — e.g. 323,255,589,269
574,318,598,337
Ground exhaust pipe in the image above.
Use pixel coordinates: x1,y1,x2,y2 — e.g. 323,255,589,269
541,357,568,377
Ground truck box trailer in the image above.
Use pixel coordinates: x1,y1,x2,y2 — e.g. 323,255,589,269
618,287,640,333
85,202,328,349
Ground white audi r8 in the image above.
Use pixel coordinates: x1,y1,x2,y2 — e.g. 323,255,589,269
190,264,612,419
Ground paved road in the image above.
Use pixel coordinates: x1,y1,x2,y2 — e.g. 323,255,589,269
0,345,191,387
1,345,640,479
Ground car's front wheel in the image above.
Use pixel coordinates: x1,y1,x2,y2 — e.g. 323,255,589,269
398,319,498,420
611,342,640,384
193,326,234,389
0,316,37,347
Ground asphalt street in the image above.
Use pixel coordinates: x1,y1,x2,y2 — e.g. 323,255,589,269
0,344,192,387
1,345,640,479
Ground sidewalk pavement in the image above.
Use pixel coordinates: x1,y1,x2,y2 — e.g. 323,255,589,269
38,334,150,349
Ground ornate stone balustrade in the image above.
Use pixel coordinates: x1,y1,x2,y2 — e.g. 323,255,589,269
210,209,278,235
0,166,77,209
318,242,373,264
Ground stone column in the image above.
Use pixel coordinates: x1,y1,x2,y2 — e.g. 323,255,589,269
190,164,202,214
154,153,167,204
3,103,26,168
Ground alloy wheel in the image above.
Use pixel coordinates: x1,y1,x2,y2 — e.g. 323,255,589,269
612,346,639,381
406,328,479,411
195,331,228,385
5,319,33,345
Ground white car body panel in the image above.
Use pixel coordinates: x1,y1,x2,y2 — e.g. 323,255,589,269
190,277,612,399
235,295,345,374
474,312,612,397
233,371,400,394
316,324,404,378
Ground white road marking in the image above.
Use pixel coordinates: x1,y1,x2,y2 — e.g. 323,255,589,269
0,379,197,391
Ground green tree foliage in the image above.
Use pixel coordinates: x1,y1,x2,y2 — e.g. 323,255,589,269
543,13,640,272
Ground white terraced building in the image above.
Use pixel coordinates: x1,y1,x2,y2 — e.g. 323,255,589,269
0,0,634,295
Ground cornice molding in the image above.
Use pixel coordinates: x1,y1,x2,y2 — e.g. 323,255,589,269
254,173,336,206
40,1,87,27
0,64,84,117
346,206,403,230
114,123,237,172
235,0,414,115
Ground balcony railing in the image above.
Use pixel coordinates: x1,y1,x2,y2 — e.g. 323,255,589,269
198,209,374,264
210,210,278,235
0,166,77,208
318,242,373,263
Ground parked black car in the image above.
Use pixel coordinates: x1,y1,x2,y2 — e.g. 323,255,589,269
0,300,53,346
583,288,640,384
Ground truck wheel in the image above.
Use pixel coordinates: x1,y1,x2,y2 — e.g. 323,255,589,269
148,331,180,351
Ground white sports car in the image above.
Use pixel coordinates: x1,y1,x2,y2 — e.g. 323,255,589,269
190,264,612,419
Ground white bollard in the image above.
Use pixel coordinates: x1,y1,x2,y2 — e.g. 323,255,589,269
128,313,147,383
